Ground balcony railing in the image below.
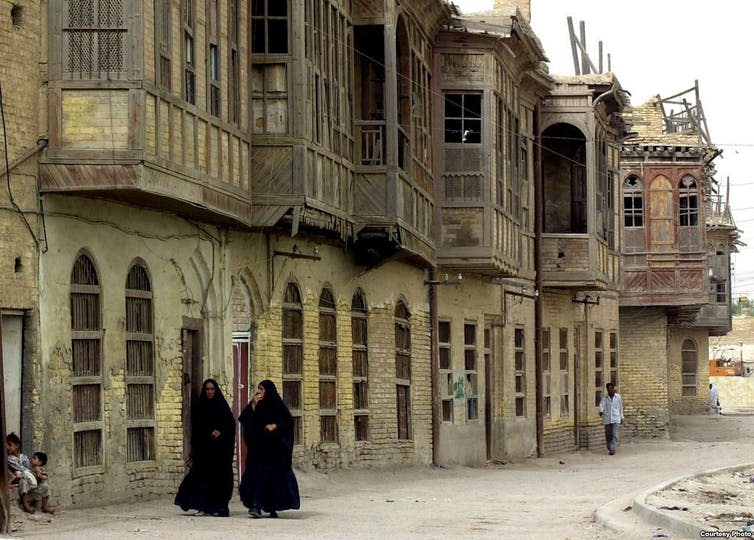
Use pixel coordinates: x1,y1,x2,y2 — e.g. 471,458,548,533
355,120,385,166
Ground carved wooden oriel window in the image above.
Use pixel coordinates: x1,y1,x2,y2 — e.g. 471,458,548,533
394,301,411,440
282,282,303,444
318,288,337,443
63,0,127,77
351,290,369,441
70,254,104,469
125,263,156,462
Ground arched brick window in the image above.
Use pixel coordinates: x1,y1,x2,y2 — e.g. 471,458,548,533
125,262,155,462
351,289,369,441
70,253,104,468
681,339,698,396
318,287,337,443
394,301,411,440
282,282,303,444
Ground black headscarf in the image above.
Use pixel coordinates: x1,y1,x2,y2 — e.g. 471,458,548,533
192,379,235,461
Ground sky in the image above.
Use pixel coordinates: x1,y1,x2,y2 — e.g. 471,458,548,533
455,0,754,299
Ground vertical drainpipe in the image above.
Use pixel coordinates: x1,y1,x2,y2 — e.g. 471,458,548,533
534,104,544,458
429,269,439,466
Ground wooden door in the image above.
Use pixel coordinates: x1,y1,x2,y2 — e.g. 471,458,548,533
232,338,250,476
181,322,203,468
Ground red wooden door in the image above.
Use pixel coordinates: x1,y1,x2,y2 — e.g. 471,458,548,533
233,340,249,475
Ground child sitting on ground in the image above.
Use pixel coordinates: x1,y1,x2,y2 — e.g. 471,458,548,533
6,433,53,514
29,451,54,514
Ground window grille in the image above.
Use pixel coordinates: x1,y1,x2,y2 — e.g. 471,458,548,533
464,322,478,421
125,263,156,462
318,288,337,443
352,290,369,441
559,328,569,416
594,331,604,407
514,327,525,416
71,254,104,468
438,320,452,423
64,0,127,77
282,282,303,444
681,339,697,396
395,301,411,440
542,328,551,418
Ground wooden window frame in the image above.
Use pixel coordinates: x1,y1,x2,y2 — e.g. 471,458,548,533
252,0,289,54
594,330,604,407
155,0,172,90
228,0,240,124
464,322,478,422
125,262,156,463
514,327,526,417
71,254,104,471
444,92,482,144
623,176,644,228
438,320,452,423
395,301,412,440
351,290,369,441
62,0,129,79
681,339,698,396
207,0,220,117
542,327,551,418
318,288,337,444
282,282,304,445
609,331,618,387
559,328,569,416
181,0,196,105
679,176,699,227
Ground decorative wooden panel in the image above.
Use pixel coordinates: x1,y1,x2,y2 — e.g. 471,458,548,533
649,176,674,252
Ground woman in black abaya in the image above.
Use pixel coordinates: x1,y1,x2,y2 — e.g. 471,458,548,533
175,378,236,517
239,379,300,518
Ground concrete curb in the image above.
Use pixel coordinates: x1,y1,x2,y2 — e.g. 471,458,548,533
596,462,754,539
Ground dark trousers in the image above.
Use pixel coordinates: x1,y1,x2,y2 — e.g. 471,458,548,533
604,423,620,452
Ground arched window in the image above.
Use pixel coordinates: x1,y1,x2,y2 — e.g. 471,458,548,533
623,176,644,227
282,282,303,444
70,254,104,468
351,289,369,441
395,301,411,440
125,262,155,462
679,176,699,227
318,287,337,443
681,339,697,396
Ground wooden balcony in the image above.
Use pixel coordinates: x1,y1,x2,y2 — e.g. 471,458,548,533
352,119,436,267
620,251,708,307
541,234,618,289
41,84,252,227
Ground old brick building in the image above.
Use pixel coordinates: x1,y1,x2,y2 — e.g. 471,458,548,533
619,83,738,435
0,0,739,509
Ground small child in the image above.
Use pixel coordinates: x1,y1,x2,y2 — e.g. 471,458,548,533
6,433,53,514
29,452,54,514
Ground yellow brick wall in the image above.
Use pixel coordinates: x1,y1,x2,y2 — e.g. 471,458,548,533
668,327,709,414
618,307,670,437
233,238,434,469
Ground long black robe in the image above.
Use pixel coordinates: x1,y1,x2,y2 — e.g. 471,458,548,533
175,379,236,516
239,380,300,513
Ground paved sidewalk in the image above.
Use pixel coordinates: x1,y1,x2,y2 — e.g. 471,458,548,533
5,414,753,539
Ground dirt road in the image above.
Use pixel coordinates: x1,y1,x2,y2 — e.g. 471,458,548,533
8,413,754,539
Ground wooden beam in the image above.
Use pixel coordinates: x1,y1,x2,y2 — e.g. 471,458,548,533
567,17,581,75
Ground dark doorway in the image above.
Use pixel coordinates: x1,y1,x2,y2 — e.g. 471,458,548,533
181,319,203,468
